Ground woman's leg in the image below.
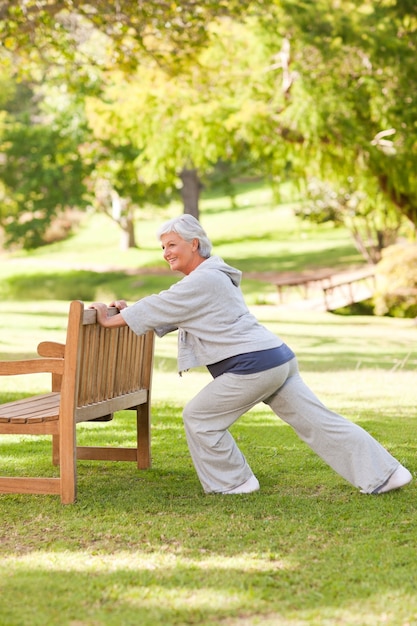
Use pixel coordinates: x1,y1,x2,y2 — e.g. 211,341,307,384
184,358,408,494
183,365,291,493
265,358,401,493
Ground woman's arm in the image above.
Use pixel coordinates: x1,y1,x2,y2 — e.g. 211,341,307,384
89,302,128,328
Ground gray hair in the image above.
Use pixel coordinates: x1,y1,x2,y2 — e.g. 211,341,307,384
157,214,212,258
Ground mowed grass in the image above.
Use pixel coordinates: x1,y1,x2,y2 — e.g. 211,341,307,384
0,183,417,626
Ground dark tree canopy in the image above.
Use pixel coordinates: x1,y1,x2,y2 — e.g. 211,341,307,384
0,0,260,74
0,0,416,251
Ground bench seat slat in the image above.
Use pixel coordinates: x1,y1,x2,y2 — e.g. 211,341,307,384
0,393,60,423
75,389,148,422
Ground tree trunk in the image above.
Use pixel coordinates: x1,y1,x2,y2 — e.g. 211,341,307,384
111,190,137,250
179,167,202,219
378,173,417,228
119,218,136,250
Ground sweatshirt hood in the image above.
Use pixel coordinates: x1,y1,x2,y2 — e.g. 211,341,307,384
198,255,242,287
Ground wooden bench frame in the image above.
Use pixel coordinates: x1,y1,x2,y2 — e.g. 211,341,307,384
0,300,154,504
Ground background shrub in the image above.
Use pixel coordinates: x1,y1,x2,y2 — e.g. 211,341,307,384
374,243,417,317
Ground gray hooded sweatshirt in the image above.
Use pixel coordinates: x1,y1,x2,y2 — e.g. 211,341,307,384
121,255,283,373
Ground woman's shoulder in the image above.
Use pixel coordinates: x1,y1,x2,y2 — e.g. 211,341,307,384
195,256,242,286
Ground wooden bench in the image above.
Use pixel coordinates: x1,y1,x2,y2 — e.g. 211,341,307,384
0,300,154,504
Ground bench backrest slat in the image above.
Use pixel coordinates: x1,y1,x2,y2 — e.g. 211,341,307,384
71,303,153,409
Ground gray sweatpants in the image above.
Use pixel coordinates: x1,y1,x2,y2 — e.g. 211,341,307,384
182,357,399,494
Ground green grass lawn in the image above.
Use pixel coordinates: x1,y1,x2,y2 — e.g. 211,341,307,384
0,184,417,626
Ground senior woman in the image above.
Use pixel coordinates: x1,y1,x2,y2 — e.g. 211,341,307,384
90,214,412,496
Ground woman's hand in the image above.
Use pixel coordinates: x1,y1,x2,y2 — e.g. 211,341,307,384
89,302,128,328
110,299,128,311
89,302,109,325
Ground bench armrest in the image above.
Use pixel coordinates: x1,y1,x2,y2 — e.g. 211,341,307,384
0,358,64,376
37,341,65,358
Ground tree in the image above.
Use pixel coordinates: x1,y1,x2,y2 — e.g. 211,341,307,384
0,1,262,240
0,78,89,249
1,0,416,253
83,17,282,219
0,0,257,76
1,1,286,221
257,0,417,229
80,138,171,249
296,177,405,264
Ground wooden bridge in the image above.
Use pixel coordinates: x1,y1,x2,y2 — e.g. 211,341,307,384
272,266,376,312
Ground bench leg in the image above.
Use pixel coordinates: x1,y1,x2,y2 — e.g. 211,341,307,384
59,418,77,504
136,403,151,469
52,434,60,466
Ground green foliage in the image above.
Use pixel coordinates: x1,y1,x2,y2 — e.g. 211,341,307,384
83,18,286,192
296,177,406,263
0,0,257,75
295,178,349,225
374,243,417,317
80,129,173,242
0,120,88,248
0,78,90,249
1,0,417,258
111,0,417,236
259,1,417,227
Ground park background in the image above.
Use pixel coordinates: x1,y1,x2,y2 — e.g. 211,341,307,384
1,2,417,626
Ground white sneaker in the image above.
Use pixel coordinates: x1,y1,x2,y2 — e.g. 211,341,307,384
374,465,412,494
222,475,260,495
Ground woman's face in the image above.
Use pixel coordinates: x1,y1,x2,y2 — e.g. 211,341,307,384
160,231,201,275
